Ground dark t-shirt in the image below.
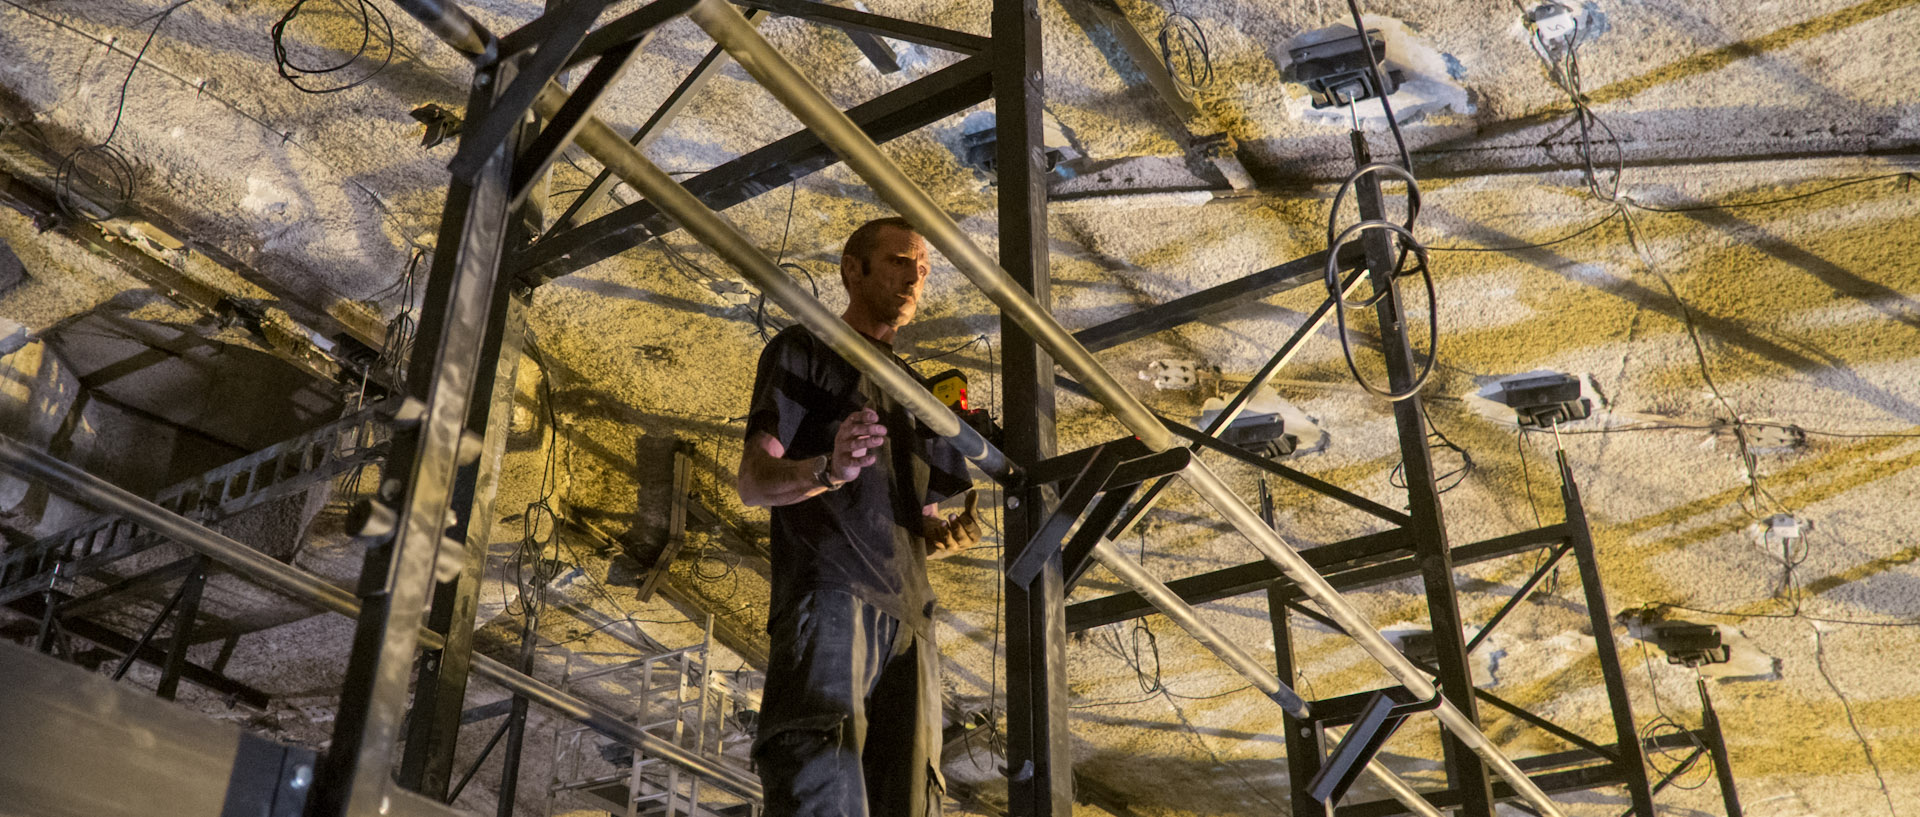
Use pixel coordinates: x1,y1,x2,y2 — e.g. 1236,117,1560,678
745,326,971,637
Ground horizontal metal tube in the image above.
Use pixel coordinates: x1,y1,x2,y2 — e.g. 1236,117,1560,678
1095,538,1437,817
1325,723,1446,817
1089,539,1306,718
686,0,1174,454
0,434,762,800
1180,460,1566,817
389,0,492,56
680,4,1565,813
551,109,1016,482
385,1,1558,811
0,435,366,622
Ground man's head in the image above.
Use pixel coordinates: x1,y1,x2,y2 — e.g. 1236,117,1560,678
840,217,930,330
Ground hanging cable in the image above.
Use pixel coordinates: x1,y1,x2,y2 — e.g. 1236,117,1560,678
1157,2,1214,95
270,0,396,94
1321,0,1440,401
53,0,193,222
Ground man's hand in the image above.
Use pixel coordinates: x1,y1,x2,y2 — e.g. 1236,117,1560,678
922,490,981,559
828,407,887,485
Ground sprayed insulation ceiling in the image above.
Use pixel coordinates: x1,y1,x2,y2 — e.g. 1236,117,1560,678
2,0,1919,815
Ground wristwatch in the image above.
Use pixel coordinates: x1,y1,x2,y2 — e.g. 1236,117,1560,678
813,456,847,490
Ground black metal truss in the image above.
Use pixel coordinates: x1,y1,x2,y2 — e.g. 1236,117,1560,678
730,0,988,55
0,0,1750,813
5,589,271,709
511,54,991,284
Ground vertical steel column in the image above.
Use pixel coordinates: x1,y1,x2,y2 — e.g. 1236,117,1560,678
995,0,1070,812
1349,133,1494,816
1271,593,1330,816
1697,679,1743,817
313,54,521,817
399,269,532,798
155,555,209,701
1560,451,1656,815
496,605,539,817
1264,483,1330,816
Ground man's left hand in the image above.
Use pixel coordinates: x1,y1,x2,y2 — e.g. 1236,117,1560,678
923,490,981,559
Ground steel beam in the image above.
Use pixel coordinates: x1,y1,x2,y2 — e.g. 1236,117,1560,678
547,11,767,234
1071,248,1365,352
511,55,992,283
1557,450,1655,815
4,591,272,708
1698,679,1744,817
154,556,208,701
989,0,1072,809
0,433,762,799
314,53,522,817
1343,130,1493,815
729,0,988,54
398,286,531,795
1067,525,1569,632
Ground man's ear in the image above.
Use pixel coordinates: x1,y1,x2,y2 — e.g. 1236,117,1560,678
840,254,866,285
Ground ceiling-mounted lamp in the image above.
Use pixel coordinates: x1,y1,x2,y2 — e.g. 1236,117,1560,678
1494,372,1592,427
1285,27,1404,109
1652,621,1731,668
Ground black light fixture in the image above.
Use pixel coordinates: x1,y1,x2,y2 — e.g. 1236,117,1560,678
1286,28,1404,109
1653,621,1731,668
1497,372,1592,427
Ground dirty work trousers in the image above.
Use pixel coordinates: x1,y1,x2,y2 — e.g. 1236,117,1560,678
752,589,943,817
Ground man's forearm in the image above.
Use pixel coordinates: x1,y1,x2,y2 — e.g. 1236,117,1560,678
739,451,830,507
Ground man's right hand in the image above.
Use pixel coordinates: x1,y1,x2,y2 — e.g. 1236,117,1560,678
827,407,887,484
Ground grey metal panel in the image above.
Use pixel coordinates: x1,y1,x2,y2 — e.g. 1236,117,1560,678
0,639,240,817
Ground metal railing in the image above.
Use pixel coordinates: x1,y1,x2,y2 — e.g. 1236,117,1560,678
367,0,1565,811
0,434,763,800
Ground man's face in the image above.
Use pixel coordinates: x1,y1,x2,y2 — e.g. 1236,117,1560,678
847,226,932,328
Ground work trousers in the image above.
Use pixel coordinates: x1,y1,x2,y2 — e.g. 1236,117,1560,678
752,590,943,817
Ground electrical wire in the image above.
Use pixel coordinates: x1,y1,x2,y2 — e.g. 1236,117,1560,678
752,183,816,342
1343,0,1413,171
1426,208,1621,253
1319,1,1439,401
907,334,988,366
1157,2,1214,95
52,0,193,222
270,0,396,94
5,0,434,250
1810,623,1901,817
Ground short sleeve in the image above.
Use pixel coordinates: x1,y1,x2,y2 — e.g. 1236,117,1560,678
744,331,815,449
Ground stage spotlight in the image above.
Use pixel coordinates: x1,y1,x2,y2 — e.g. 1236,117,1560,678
1495,372,1591,427
1286,28,1404,109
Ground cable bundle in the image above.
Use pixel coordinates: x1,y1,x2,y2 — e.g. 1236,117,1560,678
270,0,395,94
1322,0,1438,401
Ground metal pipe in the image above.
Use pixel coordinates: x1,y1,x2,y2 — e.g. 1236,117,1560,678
1322,724,1446,817
0,433,763,800
380,1,1559,810
1180,460,1565,817
1100,534,1437,817
679,5,1565,813
389,0,492,56
375,0,1005,482
686,0,1173,454
1088,539,1306,718
549,108,1016,483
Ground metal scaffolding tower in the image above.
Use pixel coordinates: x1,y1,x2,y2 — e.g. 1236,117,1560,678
0,0,1746,815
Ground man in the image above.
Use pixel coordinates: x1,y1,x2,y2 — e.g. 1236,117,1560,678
737,216,982,817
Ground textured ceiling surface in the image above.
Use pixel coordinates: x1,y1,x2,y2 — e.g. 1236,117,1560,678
2,0,1919,815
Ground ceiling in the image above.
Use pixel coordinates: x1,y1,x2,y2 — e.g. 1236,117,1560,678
2,0,1919,815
